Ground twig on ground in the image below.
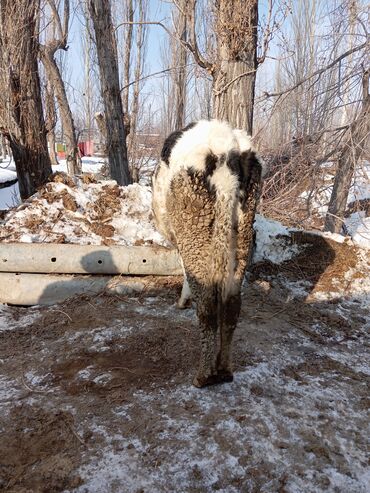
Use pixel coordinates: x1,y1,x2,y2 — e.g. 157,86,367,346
21,373,48,394
53,309,72,322
109,366,137,374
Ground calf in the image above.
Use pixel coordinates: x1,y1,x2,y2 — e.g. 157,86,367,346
152,120,263,387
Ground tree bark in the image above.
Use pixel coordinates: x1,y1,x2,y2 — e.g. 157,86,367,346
128,0,146,183
89,0,131,185
324,69,370,233
45,81,58,166
213,0,258,134
40,49,81,174
94,112,108,155
0,0,52,199
122,0,134,116
0,134,8,158
174,1,188,129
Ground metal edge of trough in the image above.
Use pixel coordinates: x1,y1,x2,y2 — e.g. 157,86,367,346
0,243,182,275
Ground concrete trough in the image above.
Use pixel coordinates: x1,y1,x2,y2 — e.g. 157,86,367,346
0,272,154,305
0,243,182,275
0,243,182,305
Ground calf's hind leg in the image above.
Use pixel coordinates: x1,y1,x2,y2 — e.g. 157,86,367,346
177,261,192,309
188,282,219,388
216,293,241,382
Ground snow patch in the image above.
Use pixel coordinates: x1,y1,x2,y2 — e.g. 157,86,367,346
345,213,370,248
0,179,169,247
253,214,302,264
0,304,40,333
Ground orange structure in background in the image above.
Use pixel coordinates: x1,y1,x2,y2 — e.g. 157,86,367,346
55,141,95,160
78,141,94,157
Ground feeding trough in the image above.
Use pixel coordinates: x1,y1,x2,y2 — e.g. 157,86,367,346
0,177,184,305
0,243,182,305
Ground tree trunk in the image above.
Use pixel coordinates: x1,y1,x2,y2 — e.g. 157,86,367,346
128,0,146,183
0,134,8,158
324,70,370,233
89,0,131,186
0,0,52,199
95,112,108,155
45,81,58,166
213,0,258,134
122,0,134,116
40,49,81,174
174,1,188,129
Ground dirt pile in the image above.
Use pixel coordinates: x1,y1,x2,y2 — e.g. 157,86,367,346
0,173,167,247
251,230,370,299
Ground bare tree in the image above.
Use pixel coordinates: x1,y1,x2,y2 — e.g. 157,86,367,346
325,69,370,233
127,0,148,182
122,0,134,117
169,0,262,132
173,0,189,129
0,0,52,199
250,0,369,230
136,0,269,133
39,0,81,174
88,0,131,185
78,1,100,142
45,80,59,166
212,0,258,132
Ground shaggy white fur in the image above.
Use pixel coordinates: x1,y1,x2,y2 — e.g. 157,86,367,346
233,128,253,153
170,120,246,173
152,120,263,240
154,120,263,197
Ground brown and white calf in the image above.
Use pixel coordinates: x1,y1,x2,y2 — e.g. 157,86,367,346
152,120,264,387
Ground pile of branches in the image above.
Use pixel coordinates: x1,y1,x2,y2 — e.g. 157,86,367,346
259,138,328,228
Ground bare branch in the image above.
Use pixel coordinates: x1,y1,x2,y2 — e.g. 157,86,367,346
213,69,257,96
120,63,196,92
259,40,369,101
62,0,70,44
186,0,213,73
357,16,369,36
46,0,63,40
258,0,273,64
116,14,213,73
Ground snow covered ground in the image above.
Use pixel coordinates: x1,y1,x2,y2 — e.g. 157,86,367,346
0,157,18,209
301,162,370,248
0,156,17,183
0,181,19,210
0,160,369,491
1,169,369,248
0,156,106,210
0,175,167,246
0,277,369,493
56,156,106,175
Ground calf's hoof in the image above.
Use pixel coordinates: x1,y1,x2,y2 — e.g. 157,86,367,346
192,371,233,388
192,374,219,388
177,297,192,309
216,370,234,383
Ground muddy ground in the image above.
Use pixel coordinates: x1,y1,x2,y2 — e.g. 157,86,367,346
0,276,369,493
